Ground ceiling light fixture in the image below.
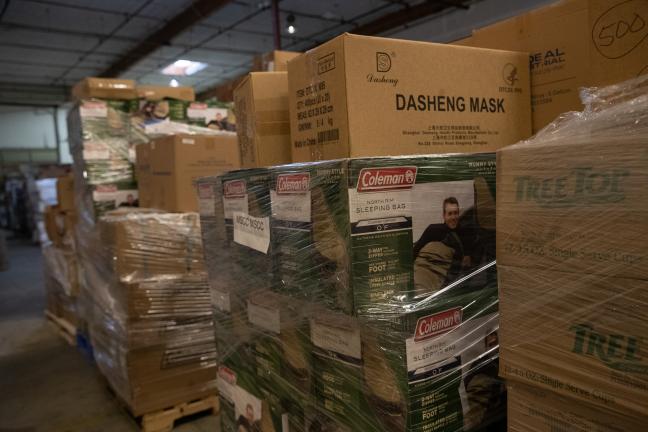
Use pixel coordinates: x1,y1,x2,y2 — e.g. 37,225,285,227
162,59,207,76
170,79,180,87
286,14,296,34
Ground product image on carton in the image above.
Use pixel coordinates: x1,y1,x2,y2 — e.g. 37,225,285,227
347,154,497,316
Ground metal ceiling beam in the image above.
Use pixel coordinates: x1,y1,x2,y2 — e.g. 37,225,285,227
352,0,468,35
99,0,233,78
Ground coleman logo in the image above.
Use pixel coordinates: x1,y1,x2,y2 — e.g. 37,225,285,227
218,366,236,384
189,102,207,109
198,183,213,199
223,180,246,198
514,168,630,208
414,308,462,342
357,167,417,192
277,173,310,194
570,324,647,374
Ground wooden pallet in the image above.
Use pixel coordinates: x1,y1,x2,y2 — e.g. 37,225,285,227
140,395,220,432
45,310,77,346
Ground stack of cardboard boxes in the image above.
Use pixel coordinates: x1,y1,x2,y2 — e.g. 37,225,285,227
43,173,80,328
198,33,534,432
496,73,648,429
91,210,218,415
63,77,243,419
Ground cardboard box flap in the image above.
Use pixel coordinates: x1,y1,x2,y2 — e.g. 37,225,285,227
72,77,137,100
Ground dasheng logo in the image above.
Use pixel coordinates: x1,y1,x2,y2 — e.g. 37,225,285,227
277,173,310,194
223,180,246,198
502,63,519,86
357,166,417,193
376,52,392,72
414,308,463,342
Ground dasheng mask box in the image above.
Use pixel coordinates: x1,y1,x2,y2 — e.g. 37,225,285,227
498,265,648,417
507,382,648,432
287,33,531,162
309,280,503,432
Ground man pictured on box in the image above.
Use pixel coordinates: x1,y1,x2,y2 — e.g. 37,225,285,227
413,197,476,295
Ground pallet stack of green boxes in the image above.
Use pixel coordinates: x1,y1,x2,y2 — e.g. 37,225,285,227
198,153,505,431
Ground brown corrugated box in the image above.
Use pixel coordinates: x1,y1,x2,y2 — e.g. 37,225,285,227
496,138,648,279
462,0,648,132
135,143,152,208
56,174,75,211
44,205,77,248
148,134,241,212
252,50,301,72
507,382,648,431
234,72,291,168
498,265,648,417
136,85,195,101
99,211,205,282
288,33,531,162
72,77,138,100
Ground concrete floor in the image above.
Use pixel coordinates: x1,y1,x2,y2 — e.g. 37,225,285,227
0,239,219,432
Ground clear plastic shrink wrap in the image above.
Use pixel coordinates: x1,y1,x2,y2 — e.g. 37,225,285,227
197,152,504,432
89,210,217,415
496,74,648,424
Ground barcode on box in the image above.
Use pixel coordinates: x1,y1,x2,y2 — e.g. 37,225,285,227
317,128,339,144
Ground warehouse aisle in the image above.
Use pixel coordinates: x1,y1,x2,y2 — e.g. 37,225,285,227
0,240,219,432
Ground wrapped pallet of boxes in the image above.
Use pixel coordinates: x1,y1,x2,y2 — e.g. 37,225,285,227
42,243,80,326
459,0,648,132
67,78,139,221
197,152,503,431
496,74,648,426
287,33,532,162
234,72,292,168
91,209,217,416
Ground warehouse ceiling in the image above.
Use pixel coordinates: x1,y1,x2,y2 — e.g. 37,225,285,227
0,0,475,104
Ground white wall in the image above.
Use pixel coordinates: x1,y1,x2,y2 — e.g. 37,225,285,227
0,105,71,164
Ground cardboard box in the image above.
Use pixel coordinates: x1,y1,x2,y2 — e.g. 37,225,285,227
308,282,503,432
270,153,497,316
136,85,195,102
252,50,301,72
234,72,292,168
44,205,77,248
496,138,648,279
498,265,648,417
148,134,240,212
287,33,531,162
56,174,75,211
464,0,648,132
507,382,647,431
99,211,205,282
72,77,138,100
135,143,152,208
